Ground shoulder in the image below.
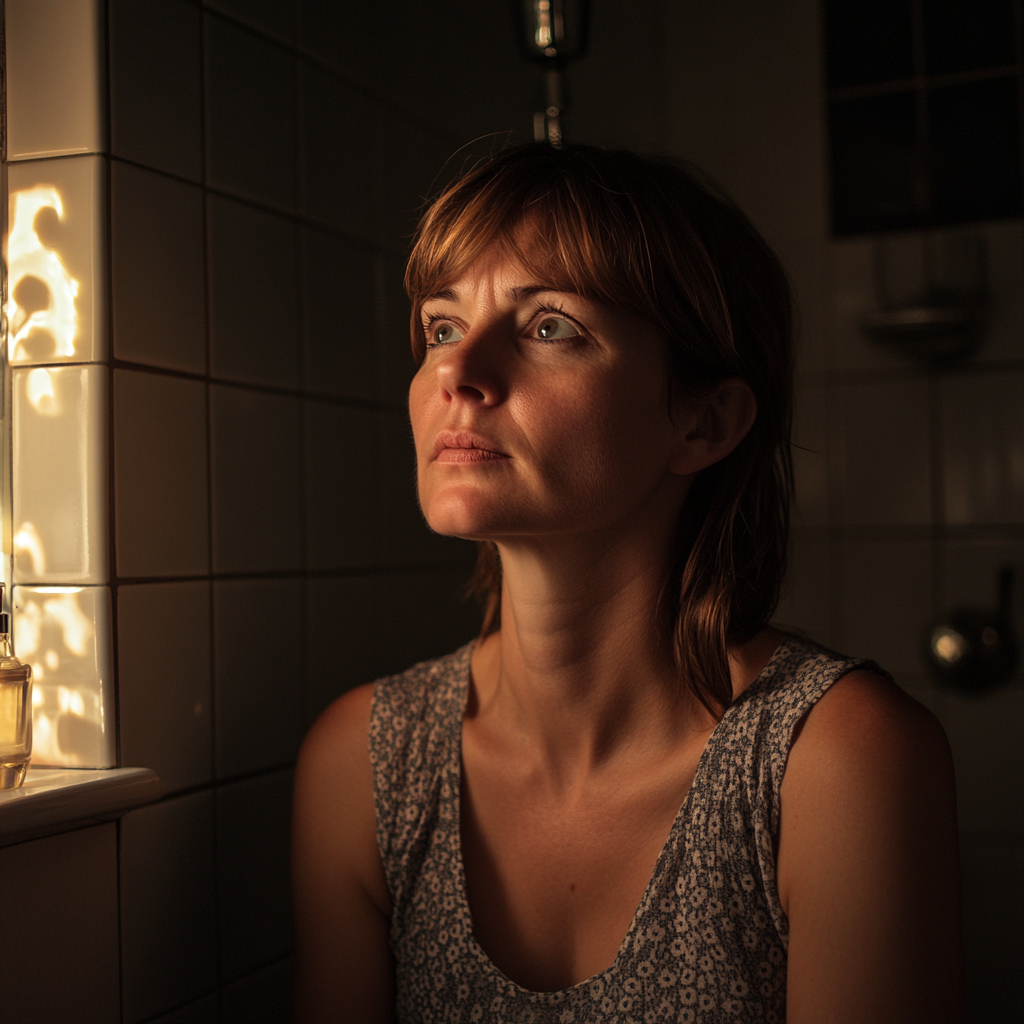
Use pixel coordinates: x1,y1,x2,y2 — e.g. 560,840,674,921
777,672,962,1020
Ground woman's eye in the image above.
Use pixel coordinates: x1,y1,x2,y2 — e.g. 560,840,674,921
535,316,580,341
430,322,464,346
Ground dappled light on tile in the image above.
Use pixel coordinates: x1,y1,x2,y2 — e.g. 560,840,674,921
13,364,107,584
14,586,114,768
6,186,80,363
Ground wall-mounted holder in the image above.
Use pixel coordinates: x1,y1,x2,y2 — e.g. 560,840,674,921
514,0,591,147
926,565,1019,693
860,231,988,363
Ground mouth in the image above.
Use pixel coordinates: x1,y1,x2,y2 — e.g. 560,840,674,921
433,430,510,463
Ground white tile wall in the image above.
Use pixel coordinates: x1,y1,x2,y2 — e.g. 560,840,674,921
829,379,932,526
959,838,1024,1024
109,0,203,182
15,585,115,768
5,0,105,160
204,15,298,211
111,162,207,373
301,65,376,242
210,386,303,574
118,581,213,792
773,537,832,646
120,792,218,1023
302,227,379,400
216,770,294,979
13,365,108,584
213,578,303,779
0,824,119,1023
8,156,108,365
114,370,210,577
208,196,300,388
221,957,294,1023
836,539,933,678
304,402,381,569
941,371,1024,526
207,0,296,44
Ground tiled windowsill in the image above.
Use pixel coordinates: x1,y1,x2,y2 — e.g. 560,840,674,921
0,767,163,847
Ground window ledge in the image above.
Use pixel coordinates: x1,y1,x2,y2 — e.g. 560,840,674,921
0,767,163,847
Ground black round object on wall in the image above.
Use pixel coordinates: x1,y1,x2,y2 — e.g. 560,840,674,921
926,566,1019,693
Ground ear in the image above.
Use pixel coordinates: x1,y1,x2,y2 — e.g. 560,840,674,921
668,378,757,476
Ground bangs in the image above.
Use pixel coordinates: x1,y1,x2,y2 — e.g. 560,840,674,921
405,154,663,363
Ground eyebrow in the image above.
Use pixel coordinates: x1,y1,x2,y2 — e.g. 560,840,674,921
423,284,575,303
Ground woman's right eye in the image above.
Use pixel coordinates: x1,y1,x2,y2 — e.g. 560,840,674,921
429,322,464,346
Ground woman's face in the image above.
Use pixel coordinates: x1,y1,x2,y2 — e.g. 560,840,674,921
408,250,695,545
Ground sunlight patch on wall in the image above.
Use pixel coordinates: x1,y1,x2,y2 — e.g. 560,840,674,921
13,586,114,768
12,365,107,585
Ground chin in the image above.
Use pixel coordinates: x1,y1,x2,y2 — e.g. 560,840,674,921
420,489,526,541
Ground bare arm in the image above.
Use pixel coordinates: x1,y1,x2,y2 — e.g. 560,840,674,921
778,670,963,1024
292,683,396,1023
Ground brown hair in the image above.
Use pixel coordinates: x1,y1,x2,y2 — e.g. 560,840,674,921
405,144,793,715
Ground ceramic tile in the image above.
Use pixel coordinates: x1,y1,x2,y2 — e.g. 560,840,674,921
0,824,118,1024
120,792,218,1024
777,236,828,378
214,578,303,779
942,684,1024,836
977,221,1024,363
940,370,1024,526
114,370,209,578
304,402,380,570
14,585,114,768
221,957,294,1024
109,0,203,181
6,0,104,160
208,195,299,388
377,255,416,404
828,236,915,374
210,386,303,573
302,227,377,399
830,379,931,526
111,162,206,373
959,837,1024,1023
216,771,294,979
305,568,479,725
301,64,375,241
304,574,385,724
147,992,220,1024
207,0,295,43
8,156,107,364
835,539,932,675
118,581,212,792
299,0,372,82
13,365,108,584
790,382,829,528
205,15,297,211
375,111,452,253
773,537,832,647
379,409,472,565
942,540,1024,676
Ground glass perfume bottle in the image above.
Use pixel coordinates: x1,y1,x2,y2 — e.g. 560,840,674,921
0,584,33,789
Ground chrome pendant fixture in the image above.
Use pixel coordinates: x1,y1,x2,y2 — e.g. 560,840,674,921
514,0,591,147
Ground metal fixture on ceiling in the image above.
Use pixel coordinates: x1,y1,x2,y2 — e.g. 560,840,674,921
514,0,591,147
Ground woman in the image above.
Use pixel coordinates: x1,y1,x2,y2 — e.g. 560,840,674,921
293,145,962,1023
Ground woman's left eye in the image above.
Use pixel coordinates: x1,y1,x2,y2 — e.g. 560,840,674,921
535,316,580,341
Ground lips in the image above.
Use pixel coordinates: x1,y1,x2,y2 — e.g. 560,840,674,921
433,430,509,463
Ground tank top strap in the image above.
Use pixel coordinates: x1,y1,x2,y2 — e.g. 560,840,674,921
698,634,890,946
369,642,473,916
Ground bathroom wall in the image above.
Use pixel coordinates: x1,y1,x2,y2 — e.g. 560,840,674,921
661,2,1024,1021
0,1,663,1021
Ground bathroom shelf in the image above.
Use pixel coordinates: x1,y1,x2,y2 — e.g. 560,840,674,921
0,767,162,847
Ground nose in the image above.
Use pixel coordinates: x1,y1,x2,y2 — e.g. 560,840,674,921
434,327,507,407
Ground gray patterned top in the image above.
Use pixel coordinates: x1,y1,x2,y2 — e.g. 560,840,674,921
369,634,882,1023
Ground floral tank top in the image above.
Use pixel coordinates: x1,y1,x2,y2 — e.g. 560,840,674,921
369,634,883,1023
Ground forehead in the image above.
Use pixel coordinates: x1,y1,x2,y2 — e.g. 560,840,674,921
425,249,572,305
